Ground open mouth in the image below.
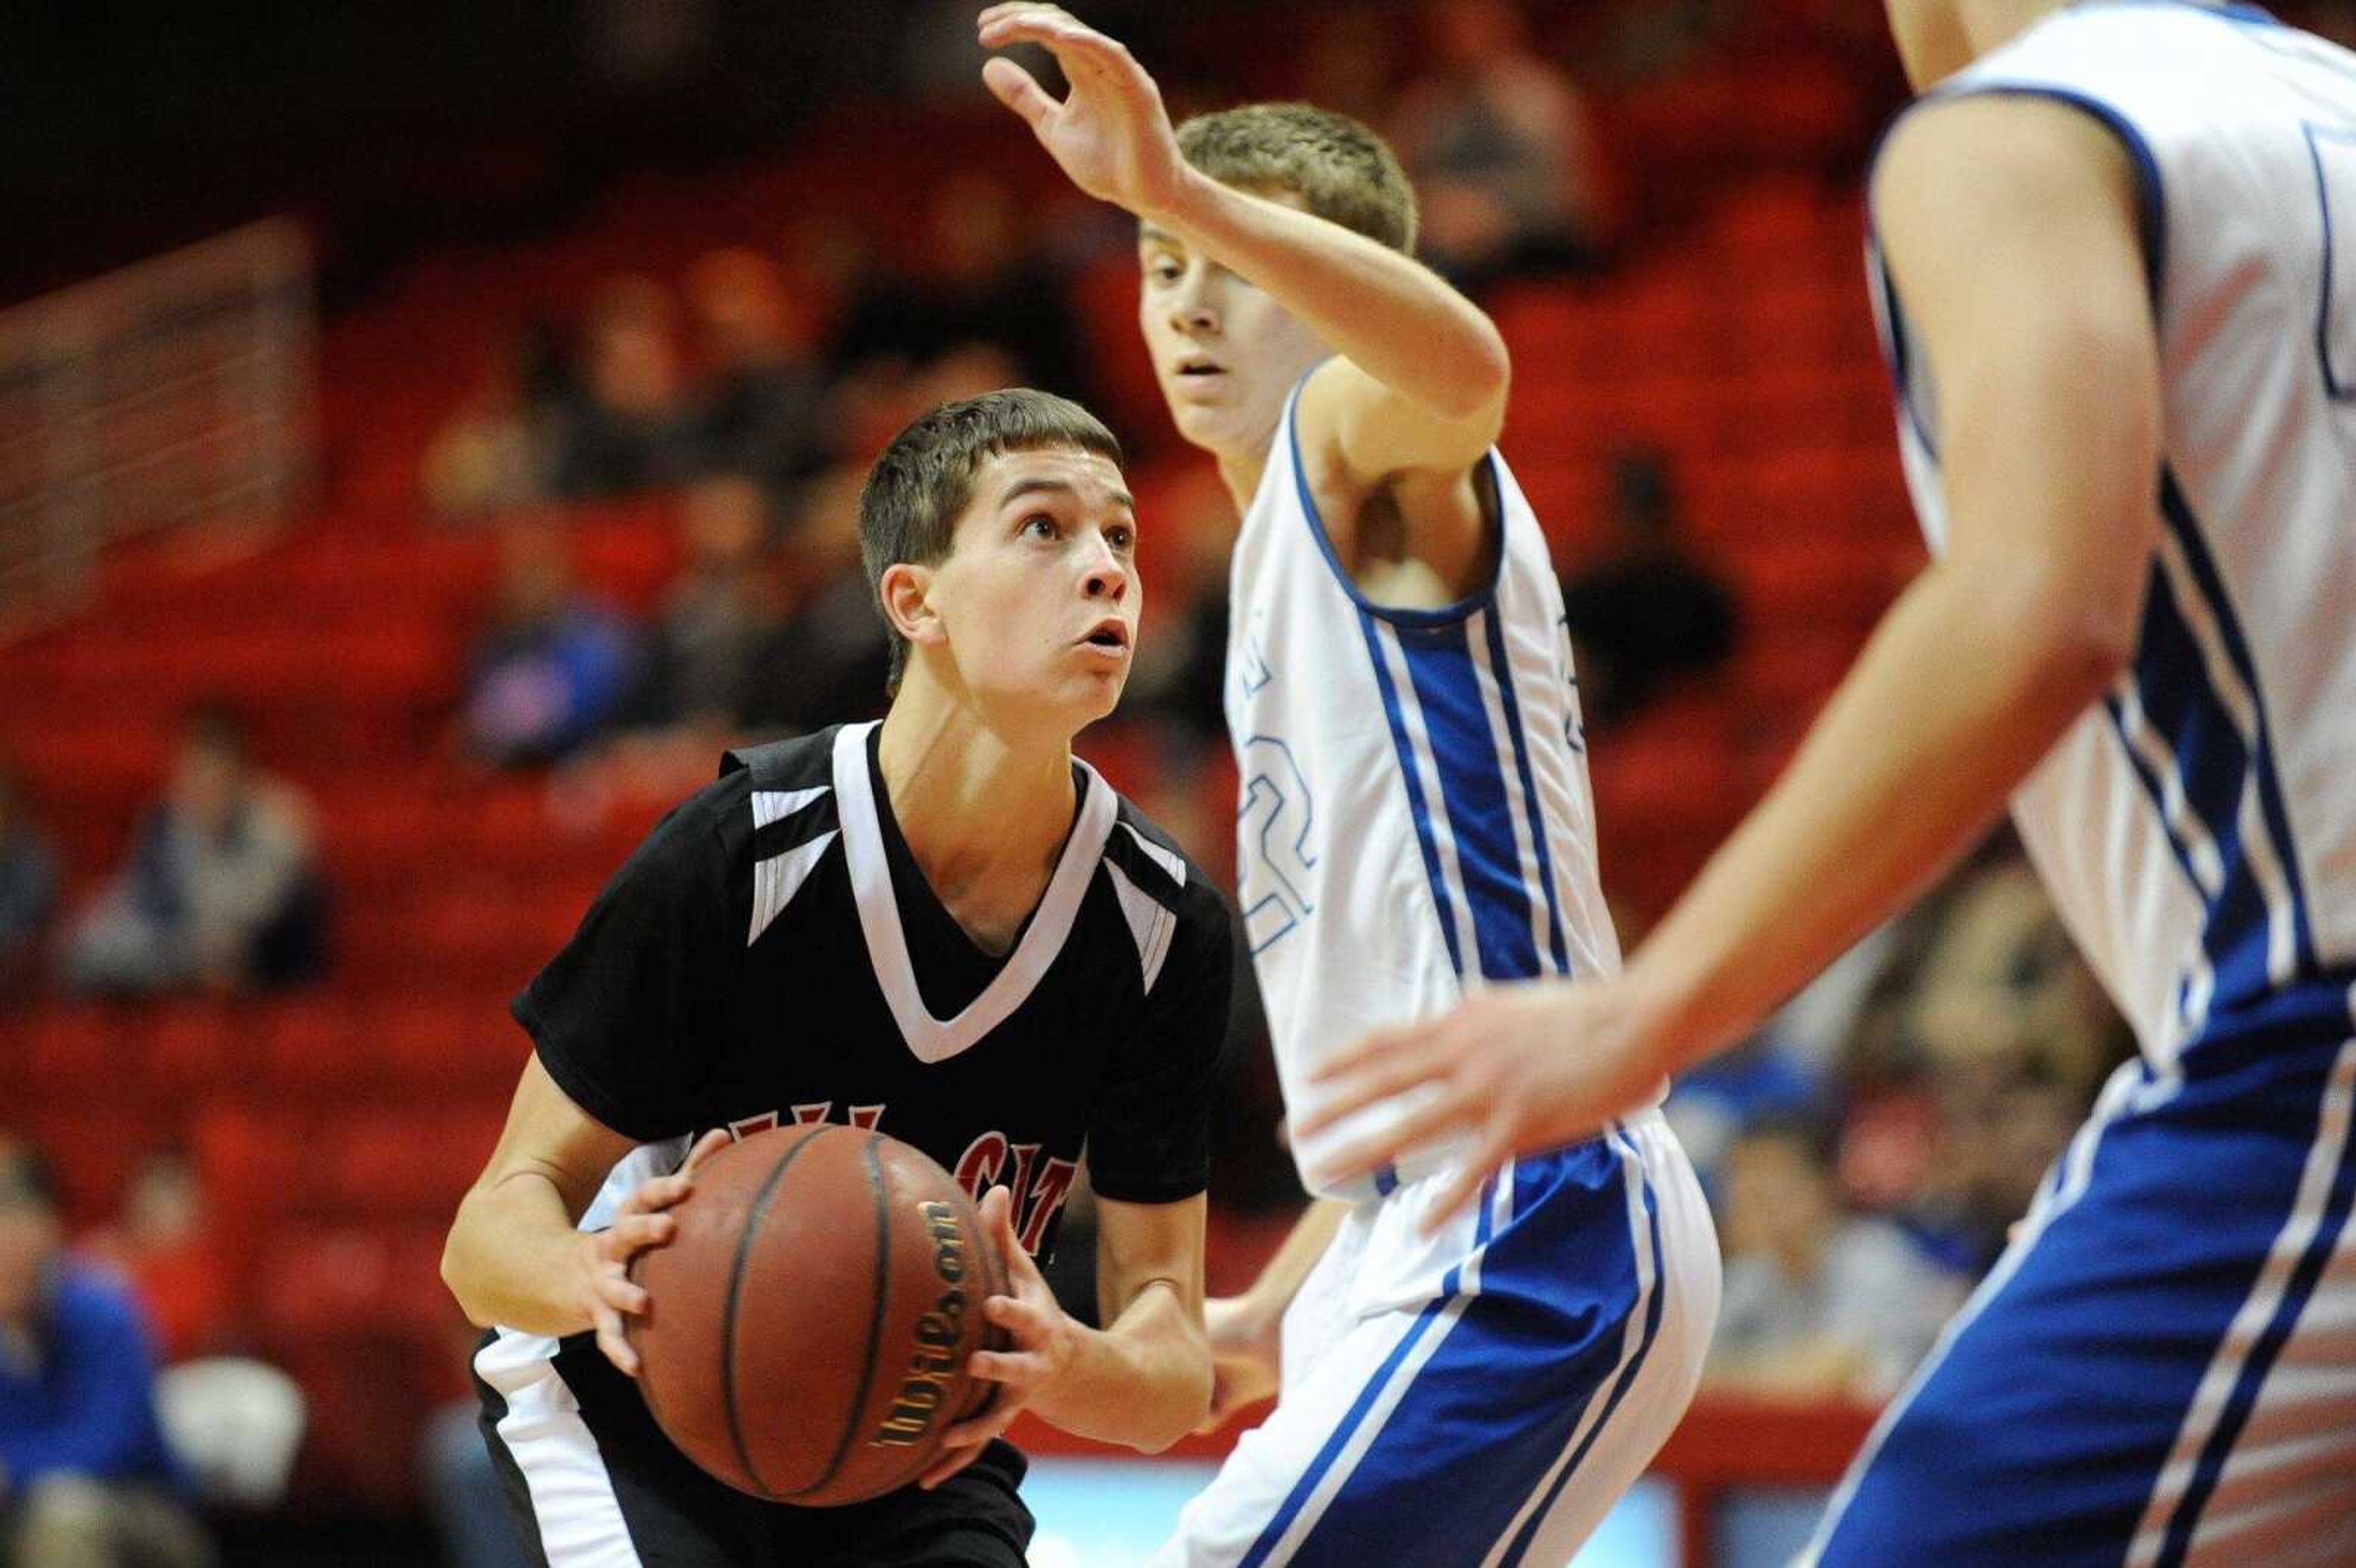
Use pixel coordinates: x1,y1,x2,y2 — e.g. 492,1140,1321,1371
1175,358,1223,379
1081,620,1131,651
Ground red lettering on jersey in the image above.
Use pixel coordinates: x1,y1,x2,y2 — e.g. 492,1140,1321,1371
954,1132,1011,1197
1017,1158,1079,1256
789,1102,833,1127
727,1112,780,1141
1007,1143,1041,1209
848,1104,886,1131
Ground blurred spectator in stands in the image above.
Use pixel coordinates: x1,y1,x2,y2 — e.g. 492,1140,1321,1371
1558,445,1738,731
0,759,58,1002
1705,1116,1966,1404
831,172,1092,402
422,323,566,518
1875,859,2127,1276
0,1136,214,1568
80,1148,233,1369
1388,0,1605,288
683,248,827,487
548,275,701,499
629,474,786,736
62,707,326,997
737,463,891,736
463,515,642,767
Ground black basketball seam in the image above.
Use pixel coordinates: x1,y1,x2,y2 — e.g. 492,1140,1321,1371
789,1129,893,1497
719,1123,829,1499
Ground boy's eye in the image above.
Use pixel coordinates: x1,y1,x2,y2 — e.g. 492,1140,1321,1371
1108,526,1135,551
1024,513,1060,539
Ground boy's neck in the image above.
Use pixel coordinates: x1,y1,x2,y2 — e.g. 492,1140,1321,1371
875,683,1078,949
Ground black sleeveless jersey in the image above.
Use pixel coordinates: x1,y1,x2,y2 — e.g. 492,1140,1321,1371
514,721,1234,1258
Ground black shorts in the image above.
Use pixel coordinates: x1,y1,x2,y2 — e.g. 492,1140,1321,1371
475,1331,1034,1567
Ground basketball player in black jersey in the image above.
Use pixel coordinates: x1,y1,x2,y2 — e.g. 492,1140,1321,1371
441,390,1233,1566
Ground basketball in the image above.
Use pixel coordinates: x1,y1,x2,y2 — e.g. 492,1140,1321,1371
626,1123,1012,1506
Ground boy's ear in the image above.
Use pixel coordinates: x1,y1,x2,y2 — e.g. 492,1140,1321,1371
879,561,944,651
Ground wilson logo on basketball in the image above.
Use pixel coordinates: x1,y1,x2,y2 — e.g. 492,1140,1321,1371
871,1201,973,1448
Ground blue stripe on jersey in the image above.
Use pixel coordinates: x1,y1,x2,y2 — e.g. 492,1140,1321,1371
1236,1180,1501,1568
2157,1035,2356,1564
2099,688,2210,902
1277,1145,1649,1567
2126,564,2275,1010
1359,610,1467,980
2159,474,2317,977
1396,620,1544,982
1482,609,1574,976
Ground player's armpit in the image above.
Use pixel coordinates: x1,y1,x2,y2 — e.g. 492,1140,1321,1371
1296,358,1503,602
1299,352,1505,487
1872,95,2160,664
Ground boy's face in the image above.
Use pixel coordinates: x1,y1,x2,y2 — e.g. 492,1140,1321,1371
908,445,1142,729
1138,200,1330,464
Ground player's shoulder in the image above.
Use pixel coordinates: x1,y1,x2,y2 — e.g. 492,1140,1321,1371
1103,786,1206,899
1101,791,1221,921
1928,0,2269,124
622,727,845,886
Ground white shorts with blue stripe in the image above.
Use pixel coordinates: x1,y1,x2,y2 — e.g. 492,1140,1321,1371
1803,979,2356,1567
1155,1112,1718,1568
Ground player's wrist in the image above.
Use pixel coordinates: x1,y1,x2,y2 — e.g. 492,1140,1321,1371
1140,165,1223,243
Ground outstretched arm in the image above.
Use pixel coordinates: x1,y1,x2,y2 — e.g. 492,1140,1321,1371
979,3,1507,481
1298,95,2162,1221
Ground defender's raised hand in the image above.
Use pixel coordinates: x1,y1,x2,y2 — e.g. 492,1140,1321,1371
977,4,1189,220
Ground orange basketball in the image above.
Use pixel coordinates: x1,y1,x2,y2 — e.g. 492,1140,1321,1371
626,1123,1011,1505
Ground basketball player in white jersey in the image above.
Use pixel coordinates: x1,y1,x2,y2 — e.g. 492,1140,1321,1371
981,6,1720,1563
1306,1,2356,1560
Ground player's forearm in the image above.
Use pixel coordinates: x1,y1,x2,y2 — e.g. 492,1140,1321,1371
1023,1283,1211,1451
1623,561,2127,1074
442,1170,599,1335
1152,169,1508,421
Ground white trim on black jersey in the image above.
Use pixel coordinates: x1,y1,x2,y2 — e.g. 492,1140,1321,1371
830,721,1120,1064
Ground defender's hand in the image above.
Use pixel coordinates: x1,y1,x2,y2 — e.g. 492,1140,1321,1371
977,4,1190,221
1195,1294,1279,1433
587,1128,731,1376
1298,979,1671,1231
920,1184,1077,1489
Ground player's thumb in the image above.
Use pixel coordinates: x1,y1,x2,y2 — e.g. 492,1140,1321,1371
982,56,1057,131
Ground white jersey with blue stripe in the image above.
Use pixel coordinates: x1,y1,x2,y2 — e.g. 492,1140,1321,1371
1872,1,2356,1070
1226,383,1618,1200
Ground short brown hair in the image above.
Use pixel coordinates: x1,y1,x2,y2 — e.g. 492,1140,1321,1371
1175,103,1419,253
858,389,1124,696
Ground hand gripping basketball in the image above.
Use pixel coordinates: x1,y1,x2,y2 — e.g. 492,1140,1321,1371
917,1183,1076,1489
586,1129,733,1377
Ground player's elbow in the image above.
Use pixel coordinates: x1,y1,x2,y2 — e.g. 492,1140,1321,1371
1136,1355,1215,1455
2010,569,2137,712
440,1207,495,1328
1430,321,1512,427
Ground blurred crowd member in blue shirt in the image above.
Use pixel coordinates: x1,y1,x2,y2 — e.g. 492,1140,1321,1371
0,1137,213,1568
